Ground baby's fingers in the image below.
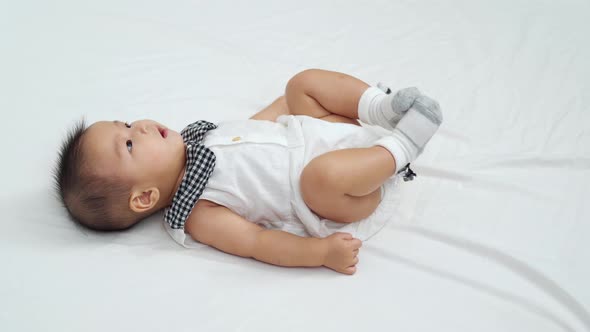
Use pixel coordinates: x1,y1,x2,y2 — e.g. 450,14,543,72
351,238,362,249
340,257,359,275
344,265,357,275
335,232,353,240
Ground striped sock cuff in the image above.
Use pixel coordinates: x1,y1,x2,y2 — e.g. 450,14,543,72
373,135,409,174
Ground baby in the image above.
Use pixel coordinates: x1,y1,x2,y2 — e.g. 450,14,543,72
54,69,442,275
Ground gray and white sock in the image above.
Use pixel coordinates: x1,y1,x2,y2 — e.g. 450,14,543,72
374,95,443,173
358,85,421,130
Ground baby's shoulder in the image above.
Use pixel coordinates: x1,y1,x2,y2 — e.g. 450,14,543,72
184,199,220,233
193,199,221,211
184,199,231,240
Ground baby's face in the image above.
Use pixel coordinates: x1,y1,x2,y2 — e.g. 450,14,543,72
83,119,186,198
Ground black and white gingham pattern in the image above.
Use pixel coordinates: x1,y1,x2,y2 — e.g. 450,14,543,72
164,120,217,229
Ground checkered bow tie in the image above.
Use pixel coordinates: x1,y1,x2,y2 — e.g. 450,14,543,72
164,120,217,229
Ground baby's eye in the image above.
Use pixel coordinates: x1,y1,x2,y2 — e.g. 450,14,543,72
126,140,133,152
125,122,131,128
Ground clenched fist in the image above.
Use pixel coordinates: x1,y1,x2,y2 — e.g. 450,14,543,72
321,232,362,275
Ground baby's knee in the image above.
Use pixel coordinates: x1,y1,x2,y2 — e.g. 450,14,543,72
286,68,322,95
300,157,341,202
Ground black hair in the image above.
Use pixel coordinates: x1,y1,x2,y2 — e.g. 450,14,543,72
53,119,138,231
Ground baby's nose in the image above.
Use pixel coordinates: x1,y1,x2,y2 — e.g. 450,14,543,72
133,123,148,135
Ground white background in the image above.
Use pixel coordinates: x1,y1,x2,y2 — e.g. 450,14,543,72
1,1,589,331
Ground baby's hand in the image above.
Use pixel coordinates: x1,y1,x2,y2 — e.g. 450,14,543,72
322,232,362,275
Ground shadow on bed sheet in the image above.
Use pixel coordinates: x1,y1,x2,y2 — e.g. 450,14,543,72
19,189,336,278
368,225,590,332
17,188,590,330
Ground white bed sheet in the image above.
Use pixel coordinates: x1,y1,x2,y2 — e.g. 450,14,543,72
1,0,589,331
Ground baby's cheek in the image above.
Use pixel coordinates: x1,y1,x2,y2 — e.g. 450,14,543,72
149,153,167,167
150,147,175,167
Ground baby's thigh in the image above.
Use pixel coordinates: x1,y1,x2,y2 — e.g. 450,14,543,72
299,151,380,223
318,114,360,126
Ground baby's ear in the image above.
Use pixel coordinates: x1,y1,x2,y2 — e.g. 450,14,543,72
129,188,160,213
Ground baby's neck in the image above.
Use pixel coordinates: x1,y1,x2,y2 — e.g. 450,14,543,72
164,164,186,208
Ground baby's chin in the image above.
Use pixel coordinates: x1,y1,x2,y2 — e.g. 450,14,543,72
169,130,185,146
161,128,189,161
171,131,188,155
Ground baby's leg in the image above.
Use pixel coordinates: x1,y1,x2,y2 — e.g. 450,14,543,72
285,69,368,125
299,93,443,222
299,146,396,223
285,69,419,128
249,96,290,121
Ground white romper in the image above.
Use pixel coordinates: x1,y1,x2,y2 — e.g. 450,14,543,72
165,115,403,248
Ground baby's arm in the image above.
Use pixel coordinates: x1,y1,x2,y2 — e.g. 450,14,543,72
185,200,362,275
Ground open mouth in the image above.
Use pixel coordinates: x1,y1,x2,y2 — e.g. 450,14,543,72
158,127,168,138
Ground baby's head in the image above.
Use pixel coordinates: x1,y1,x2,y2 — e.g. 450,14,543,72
54,119,186,231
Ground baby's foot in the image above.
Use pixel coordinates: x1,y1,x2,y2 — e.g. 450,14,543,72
358,84,421,130
384,84,422,128
374,94,443,173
